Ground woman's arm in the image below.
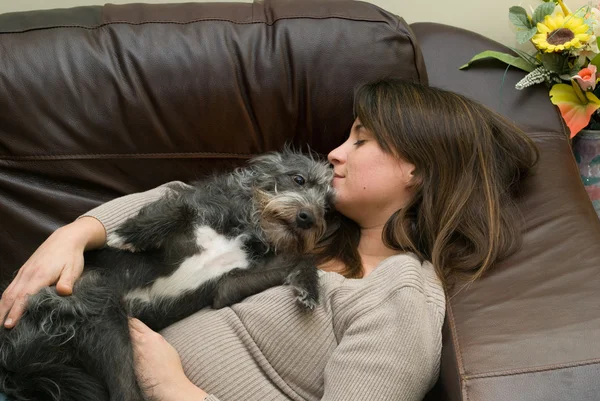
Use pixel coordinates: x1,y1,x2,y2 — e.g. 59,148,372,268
0,181,191,328
0,217,104,328
321,286,444,401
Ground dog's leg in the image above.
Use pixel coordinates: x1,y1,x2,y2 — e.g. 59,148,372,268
86,318,145,401
73,278,146,401
211,254,315,309
131,263,290,329
284,255,320,310
211,267,288,309
110,193,197,252
129,279,218,332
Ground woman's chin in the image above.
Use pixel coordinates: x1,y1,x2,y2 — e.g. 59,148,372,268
332,199,353,219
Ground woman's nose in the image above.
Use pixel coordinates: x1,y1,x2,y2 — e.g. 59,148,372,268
328,145,344,165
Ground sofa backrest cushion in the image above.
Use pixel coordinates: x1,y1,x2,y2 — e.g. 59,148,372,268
0,0,426,278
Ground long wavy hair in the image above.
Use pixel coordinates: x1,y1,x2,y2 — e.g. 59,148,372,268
318,79,539,287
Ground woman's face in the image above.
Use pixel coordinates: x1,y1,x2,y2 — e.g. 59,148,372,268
327,118,416,228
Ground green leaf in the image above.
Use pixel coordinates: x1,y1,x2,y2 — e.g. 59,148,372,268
516,27,538,44
541,52,570,74
509,6,533,29
582,175,600,185
532,2,556,25
569,66,582,76
460,50,536,72
509,47,540,66
591,40,600,68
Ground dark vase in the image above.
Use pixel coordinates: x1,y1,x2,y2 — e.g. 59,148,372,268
572,129,600,219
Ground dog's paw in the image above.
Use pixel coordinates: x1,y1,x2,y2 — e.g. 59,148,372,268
212,292,238,310
106,233,139,252
212,297,229,309
293,287,319,310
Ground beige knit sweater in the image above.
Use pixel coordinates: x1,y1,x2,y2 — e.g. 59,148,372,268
82,182,446,401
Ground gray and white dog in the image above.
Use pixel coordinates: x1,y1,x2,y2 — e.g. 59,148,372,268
0,149,337,401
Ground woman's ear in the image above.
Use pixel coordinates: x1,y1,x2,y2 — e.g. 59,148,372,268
406,165,422,189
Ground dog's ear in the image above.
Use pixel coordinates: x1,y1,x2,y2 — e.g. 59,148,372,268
245,152,285,192
247,152,283,170
251,187,273,208
317,210,342,247
280,143,322,160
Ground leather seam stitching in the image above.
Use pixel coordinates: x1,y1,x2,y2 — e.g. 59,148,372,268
464,358,600,380
445,301,469,400
0,152,254,161
0,15,395,34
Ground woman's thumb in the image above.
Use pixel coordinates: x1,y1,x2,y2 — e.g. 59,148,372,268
56,268,74,295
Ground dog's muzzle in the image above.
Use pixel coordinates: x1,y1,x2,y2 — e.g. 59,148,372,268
296,209,315,229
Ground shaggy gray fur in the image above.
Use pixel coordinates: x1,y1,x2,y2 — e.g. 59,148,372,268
0,149,336,401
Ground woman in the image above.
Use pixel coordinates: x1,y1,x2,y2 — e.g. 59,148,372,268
0,79,538,401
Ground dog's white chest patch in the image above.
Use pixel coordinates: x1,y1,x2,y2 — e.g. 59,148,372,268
124,226,249,303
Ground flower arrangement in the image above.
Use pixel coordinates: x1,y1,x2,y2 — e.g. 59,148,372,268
461,0,600,138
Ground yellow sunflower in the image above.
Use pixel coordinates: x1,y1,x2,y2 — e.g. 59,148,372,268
532,12,591,53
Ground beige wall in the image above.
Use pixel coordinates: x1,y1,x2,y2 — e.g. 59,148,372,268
0,0,593,47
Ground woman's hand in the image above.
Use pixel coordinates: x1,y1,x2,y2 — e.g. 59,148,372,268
0,217,106,328
129,318,209,401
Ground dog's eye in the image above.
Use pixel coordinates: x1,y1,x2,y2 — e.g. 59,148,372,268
292,175,306,185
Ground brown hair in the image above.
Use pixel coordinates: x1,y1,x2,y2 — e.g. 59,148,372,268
318,79,539,287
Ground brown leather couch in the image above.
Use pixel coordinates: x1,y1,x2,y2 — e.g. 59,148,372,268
1,1,599,400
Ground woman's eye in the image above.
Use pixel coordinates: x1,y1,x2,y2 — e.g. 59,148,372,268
292,175,306,185
353,140,366,146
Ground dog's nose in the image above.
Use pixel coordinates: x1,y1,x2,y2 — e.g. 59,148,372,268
296,209,315,229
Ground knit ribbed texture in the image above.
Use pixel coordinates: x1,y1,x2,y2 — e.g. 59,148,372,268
83,182,446,401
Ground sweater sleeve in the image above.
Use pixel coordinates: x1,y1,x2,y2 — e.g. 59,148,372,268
78,181,192,247
321,285,444,401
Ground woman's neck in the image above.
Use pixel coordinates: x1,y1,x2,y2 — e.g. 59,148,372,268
358,225,401,276
318,221,402,277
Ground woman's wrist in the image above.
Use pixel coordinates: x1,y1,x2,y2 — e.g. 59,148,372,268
55,216,107,251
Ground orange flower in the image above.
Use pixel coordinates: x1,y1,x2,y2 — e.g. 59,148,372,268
549,81,600,137
572,65,598,91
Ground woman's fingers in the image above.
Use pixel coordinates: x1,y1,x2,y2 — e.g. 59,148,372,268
0,222,97,329
3,291,31,328
56,263,76,296
129,317,153,337
2,278,47,328
0,264,34,327
129,317,141,333
56,253,84,295
1,260,72,328
0,269,21,320
2,260,59,327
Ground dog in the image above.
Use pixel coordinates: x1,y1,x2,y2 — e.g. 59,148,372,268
0,149,337,401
